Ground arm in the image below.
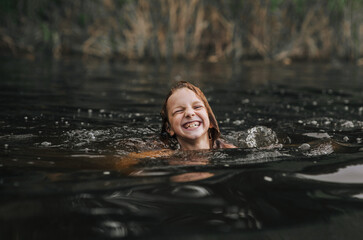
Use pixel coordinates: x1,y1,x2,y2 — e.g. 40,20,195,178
115,149,174,170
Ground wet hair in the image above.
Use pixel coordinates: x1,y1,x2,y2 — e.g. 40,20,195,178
160,81,221,149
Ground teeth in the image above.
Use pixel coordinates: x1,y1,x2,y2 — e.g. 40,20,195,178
185,122,200,129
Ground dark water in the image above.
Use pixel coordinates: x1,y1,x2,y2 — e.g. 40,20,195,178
1,57,363,239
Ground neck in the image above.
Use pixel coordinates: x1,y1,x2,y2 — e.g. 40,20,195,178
177,135,211,150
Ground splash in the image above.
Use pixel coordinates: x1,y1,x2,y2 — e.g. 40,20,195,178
226,126,279,149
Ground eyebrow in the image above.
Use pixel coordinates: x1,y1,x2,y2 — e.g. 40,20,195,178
192,100,204,105
173,100,203,108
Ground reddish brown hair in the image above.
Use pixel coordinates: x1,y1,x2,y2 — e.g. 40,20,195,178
160,81,220,149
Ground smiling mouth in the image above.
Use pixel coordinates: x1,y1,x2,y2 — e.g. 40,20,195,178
183,121,201,129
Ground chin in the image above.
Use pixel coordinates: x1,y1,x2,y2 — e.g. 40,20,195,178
182,131,208,140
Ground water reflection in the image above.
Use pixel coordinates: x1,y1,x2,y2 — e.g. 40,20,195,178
171,172,215,182
297,164,363,184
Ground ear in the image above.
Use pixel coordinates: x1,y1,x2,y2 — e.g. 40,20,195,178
166,123,175,136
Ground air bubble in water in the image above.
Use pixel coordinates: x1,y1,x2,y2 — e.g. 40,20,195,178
4,144,8,149
299,143,311,151
341,121,354,129
264,176,273,182
88,132,96,141
233,120,244,126
41,141,51,147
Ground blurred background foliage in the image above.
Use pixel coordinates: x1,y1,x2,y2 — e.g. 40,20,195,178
0,0,362,62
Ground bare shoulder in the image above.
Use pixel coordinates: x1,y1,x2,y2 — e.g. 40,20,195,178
214,139,237,149
223,143,237,149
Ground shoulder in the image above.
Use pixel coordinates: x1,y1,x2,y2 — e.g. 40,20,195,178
214,139,237,149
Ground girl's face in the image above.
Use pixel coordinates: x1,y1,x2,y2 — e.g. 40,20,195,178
166,88,211,150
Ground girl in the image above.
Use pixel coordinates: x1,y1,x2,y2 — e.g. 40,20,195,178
160,81,235,150
116,81,235,172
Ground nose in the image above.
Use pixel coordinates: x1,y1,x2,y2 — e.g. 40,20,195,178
184,107,195,118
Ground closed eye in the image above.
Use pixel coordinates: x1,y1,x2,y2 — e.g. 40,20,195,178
194,105,203,109
173,109,183,114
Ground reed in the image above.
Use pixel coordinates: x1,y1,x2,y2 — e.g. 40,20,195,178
0,0,362,62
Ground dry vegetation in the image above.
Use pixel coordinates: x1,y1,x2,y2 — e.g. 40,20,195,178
0,0,363,62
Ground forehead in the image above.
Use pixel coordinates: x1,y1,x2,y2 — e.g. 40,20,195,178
167,88,203,107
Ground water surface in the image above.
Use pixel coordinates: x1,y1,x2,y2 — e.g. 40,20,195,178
1,57,363,239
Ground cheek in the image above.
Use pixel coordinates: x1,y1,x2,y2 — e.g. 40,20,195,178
169,116,180,128
205,115,212,128
202,112,210,123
